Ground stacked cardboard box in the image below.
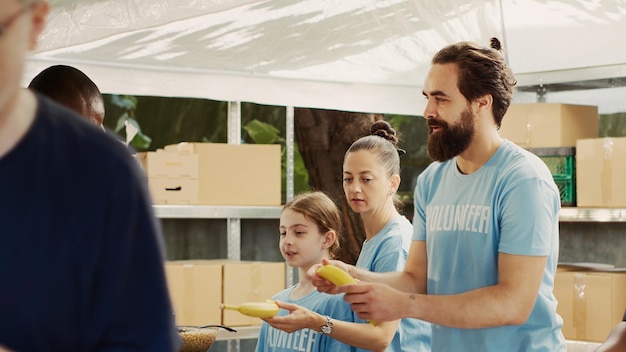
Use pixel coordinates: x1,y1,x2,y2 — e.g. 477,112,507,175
501,103,600,207
576,137,626,207
500,103,598,148
164,260,286,327
141,142,281,206
554,266,626,342
165,260,223,327
222,261,286,326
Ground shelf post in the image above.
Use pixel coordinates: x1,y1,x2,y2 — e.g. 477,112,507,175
227,218,241,261
228,101,241,144
285,106,295,288
226,102,242,262
286,106,295,202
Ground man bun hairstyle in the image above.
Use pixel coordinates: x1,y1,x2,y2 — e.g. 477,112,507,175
490,37,502,51
432,37,516,128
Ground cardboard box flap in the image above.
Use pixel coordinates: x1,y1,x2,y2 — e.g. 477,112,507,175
577,137,626,207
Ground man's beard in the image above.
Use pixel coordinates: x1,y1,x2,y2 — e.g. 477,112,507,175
427,107,475,162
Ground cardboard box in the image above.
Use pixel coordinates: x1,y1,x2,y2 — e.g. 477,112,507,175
222,261,286,326
554,271,626,342
500,103,598,148
576,137,626,207
146,149,199,179
146,143,281,206
165,260,286,327
165,260,223,326
149,178,199,205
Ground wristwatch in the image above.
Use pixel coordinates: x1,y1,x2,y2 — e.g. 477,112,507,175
320,315,333,335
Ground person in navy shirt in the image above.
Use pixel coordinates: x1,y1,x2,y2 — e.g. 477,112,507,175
29,64,106,130
0,1,179,351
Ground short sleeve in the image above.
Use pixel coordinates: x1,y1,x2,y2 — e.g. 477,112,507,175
498,177,560,255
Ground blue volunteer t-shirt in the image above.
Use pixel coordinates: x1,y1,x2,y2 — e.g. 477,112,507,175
413,140,566,351
356,215,432,352
255,287,356,352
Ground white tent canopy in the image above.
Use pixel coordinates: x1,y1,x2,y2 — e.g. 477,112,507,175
24,0,626,115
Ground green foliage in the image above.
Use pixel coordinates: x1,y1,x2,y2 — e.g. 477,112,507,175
387,114,415,129
289,144,310,195
243,119,310,199
384,114,433,217
110,94,137,110
110,95,152,150
243,119,280,144
599,112,626,137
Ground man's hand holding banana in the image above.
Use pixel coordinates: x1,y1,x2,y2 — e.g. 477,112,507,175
310,258,356,294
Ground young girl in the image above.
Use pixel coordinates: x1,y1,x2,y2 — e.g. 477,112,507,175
255,191,357,352
340,120,432,351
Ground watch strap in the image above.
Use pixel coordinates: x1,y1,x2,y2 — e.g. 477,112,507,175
320,315,333,335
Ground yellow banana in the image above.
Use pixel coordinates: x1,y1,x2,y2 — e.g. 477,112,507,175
316,264,356,286
221,302,280,318
316,264,377,326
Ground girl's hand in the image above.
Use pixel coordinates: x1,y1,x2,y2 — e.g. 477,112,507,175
263,300,321,333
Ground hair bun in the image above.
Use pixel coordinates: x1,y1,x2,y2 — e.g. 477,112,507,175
370,120,398,145
490,37,502,51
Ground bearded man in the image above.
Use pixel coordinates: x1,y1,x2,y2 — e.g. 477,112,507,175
314,38,566,352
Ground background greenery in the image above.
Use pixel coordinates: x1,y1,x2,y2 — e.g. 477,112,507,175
103,95,434,208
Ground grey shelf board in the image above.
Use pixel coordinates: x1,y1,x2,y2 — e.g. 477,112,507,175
154,205,626,222
153,205,282,219
560,207,626,222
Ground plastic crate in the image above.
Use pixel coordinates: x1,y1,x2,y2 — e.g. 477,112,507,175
526,147,576,206
553,175,575,206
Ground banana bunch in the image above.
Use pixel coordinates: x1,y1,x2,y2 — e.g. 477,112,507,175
316,264,356,285
221,301,279,318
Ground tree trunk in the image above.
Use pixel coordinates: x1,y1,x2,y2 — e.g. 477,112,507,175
294,108,383,265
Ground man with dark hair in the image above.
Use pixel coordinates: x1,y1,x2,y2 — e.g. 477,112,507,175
29,64,105,130
0,1,179,351
315,38,566,351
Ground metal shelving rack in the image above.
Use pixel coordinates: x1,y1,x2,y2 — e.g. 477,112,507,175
155,206,626,222
155,205,626,350
559,207,626,222
154,205,282,219
154,101,626,350
154,204,275,349
153,102,294,352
